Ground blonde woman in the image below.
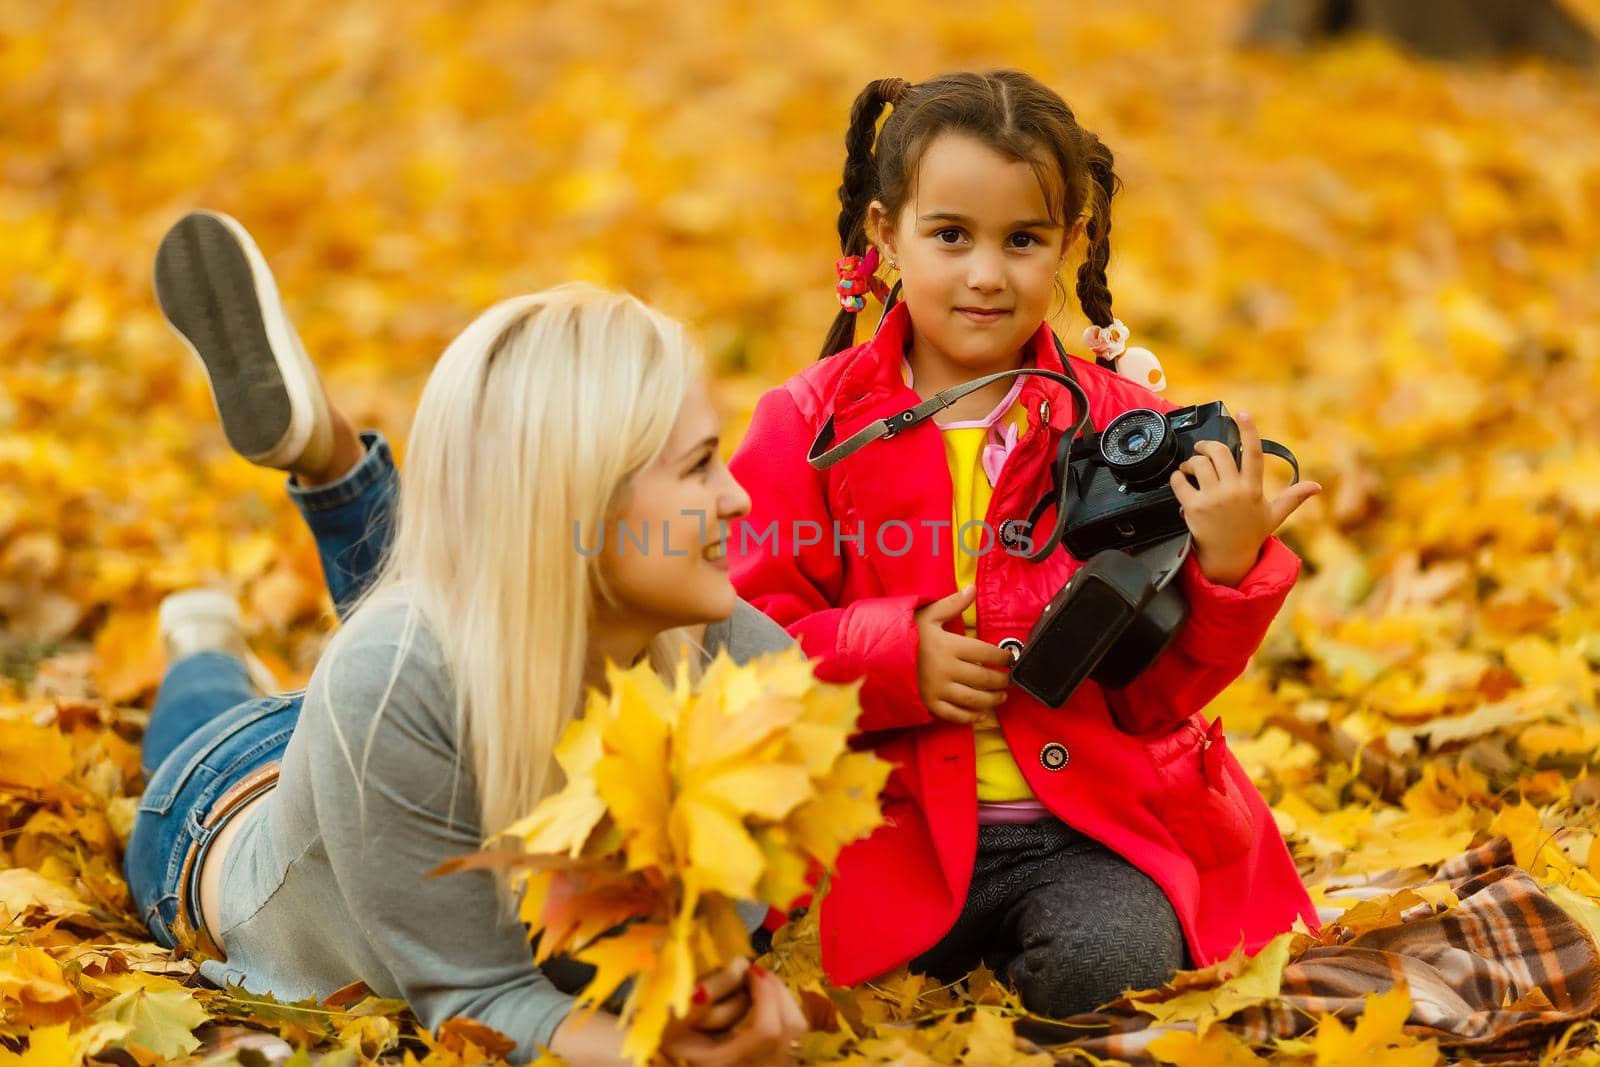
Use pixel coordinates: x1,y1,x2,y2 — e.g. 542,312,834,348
125,212,807,1066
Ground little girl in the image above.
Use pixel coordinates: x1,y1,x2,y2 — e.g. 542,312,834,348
729,71,1323,1015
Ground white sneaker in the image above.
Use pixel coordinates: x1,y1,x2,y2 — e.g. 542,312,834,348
153,211,333,474
157,589,279,694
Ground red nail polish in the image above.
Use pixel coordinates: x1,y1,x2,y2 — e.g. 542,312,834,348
692,985,709,1004
750,963,768,979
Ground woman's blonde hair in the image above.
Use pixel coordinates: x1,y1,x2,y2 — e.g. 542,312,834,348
335,284,702,842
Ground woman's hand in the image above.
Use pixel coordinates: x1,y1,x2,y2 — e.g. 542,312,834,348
549,959,805,1067
1170,411,1322,588
671,959,753,1034
660,959,807,1067
914,586,1012,725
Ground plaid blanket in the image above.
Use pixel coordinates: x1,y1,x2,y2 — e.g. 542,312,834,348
1018,838,1600,1063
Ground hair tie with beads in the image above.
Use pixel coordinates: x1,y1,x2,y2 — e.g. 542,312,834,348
1083,318,1167,393
835,247,889,313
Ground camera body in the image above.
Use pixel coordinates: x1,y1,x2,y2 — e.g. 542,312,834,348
1005,401,1246,709
1063,401,1240,558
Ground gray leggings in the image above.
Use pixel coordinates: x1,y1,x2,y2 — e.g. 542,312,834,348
909,819,1186,1016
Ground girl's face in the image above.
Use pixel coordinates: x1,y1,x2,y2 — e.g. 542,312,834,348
596,375,750,634
872,132,1070,373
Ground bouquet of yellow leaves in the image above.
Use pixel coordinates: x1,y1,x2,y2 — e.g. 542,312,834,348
498,647,891,1065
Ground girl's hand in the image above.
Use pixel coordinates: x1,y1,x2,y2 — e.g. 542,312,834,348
914,586,1013,725
1169,411,1321,588
660,961,807,1067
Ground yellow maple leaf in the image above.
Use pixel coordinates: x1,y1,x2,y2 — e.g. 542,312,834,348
690,892,756,969
752,825,814,912
0,945,81,1026
1519,722,1600,762
338,1012,401,1059
0,866,92,925
1320,887,1456,943
0,719,75,797
1127,933,1295,1033
1338,809,1477,875
1546,884,1600,955
1149,1026,1270,1066
783,718,855,778
670,795,765,899
91,608,164,704
575,915,696,1067
506,648,889,1065
686,762,812,821
0,1020,129,1067
1401,761,1491,818
0,1023,73,1067
1491,801,1564,877
960,1007,1054,1066
1310,982,1440,1067
853,1032,947,1066
89,971,209,1060
501,706,607,858
675,683,801,776
786,751,891,868
503,787,608,862
573,920,673,1016
1504,636,1595,707
593,665,676,873
523,872,658,963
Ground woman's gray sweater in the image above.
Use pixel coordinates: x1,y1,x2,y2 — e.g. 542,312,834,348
201,589,795,1062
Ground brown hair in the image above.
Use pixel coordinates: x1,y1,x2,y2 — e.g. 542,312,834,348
819,70,1121,359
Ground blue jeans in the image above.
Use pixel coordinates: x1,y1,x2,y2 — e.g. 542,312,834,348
125,433,398,948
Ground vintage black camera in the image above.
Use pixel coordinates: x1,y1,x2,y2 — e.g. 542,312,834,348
1004,402,1300,708
1063,401,1240,558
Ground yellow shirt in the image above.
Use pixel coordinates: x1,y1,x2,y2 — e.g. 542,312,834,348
920,366,1035,802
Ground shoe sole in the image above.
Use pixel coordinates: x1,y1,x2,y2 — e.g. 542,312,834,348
153,212,329,469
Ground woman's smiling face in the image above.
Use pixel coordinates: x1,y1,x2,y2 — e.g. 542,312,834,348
595,374,750,632
872,132,1071,374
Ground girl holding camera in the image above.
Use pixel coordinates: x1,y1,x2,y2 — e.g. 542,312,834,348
127,213,806,1066
728,71,1323,1015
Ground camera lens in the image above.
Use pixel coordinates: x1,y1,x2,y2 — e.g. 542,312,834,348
1099,408,1176,486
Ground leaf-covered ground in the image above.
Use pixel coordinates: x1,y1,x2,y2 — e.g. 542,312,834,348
3,1,1600,1063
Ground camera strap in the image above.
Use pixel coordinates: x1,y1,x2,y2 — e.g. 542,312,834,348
1137,532,1192,591
806,365,1093,470
1258,440,1301,483
808,338,1094,564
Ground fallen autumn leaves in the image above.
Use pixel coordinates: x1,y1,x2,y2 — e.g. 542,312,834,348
3,0,1600,1063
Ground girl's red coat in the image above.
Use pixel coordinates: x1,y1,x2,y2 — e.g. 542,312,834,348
729,305,1317,985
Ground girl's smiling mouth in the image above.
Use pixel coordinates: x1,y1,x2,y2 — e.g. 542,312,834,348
956,306,1011,324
